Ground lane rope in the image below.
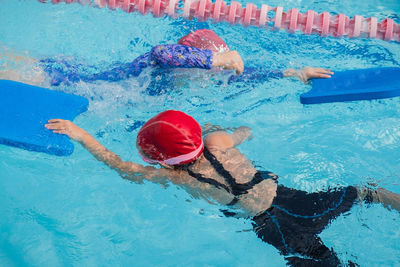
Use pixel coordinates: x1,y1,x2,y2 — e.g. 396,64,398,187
40,0,400,43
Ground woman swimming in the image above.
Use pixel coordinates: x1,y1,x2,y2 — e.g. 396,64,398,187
0,29,333,90
45,110,400,267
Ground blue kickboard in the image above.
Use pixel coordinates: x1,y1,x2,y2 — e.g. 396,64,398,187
0,80,89,156
300,67,400,104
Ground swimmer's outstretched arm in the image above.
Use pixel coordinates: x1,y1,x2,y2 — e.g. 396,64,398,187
283,67,334,83
227,66,333,85
45,119,172,184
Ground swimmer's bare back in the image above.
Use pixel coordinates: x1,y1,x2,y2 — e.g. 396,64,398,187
182,129,278,215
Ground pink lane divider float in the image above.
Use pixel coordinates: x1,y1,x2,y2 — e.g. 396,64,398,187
42,0,400,43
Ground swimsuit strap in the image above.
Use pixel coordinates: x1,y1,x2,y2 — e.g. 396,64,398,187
203,147,268,196
225,172,278,206
187,146,276,206
185,167,232,194
202,146,238,191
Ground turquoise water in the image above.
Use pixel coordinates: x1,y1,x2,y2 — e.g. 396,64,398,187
1,0,400,266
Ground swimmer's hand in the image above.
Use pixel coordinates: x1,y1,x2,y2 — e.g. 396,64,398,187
212,51,244,75
301,67,333,81
283,67,333,83
45,119,88,142
45,119,165,184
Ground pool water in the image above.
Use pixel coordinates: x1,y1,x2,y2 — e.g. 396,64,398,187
1,0,400,266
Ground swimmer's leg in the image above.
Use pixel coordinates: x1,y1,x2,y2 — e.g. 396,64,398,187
1,46,83,86
0,69,45,86
253,211,342,267
285,236,342,267
357,186,400,212
253,185,359,266
0,46,38,64
0,49,46,86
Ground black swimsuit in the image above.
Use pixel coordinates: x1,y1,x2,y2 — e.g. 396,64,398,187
187,147,359,267
186,146,278,206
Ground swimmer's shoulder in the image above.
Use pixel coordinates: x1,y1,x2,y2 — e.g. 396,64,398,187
204,132,251,171
204,131,235,151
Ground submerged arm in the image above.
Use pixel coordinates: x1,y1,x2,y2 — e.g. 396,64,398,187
204,126,252,150
226,66,333,85
283,67,334,83
357,186,400,212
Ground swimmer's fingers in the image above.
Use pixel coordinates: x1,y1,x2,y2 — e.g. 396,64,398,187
236,57,244,74
47,119,66,124
45,119,69,130
52,130,68,135
45,119,86,141
302,67,334,80
315,69,334,77
314,73,332,78
45,123,65,130
236,63,244,75
234,52,244,75
45,123,70,136
314,68,334,75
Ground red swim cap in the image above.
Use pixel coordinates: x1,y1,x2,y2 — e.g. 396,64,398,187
137,110,203,165
178,29,229,53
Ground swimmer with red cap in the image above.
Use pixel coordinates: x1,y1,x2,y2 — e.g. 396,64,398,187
46,110,400,267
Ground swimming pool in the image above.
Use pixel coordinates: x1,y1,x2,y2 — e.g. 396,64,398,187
1,0,400,266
